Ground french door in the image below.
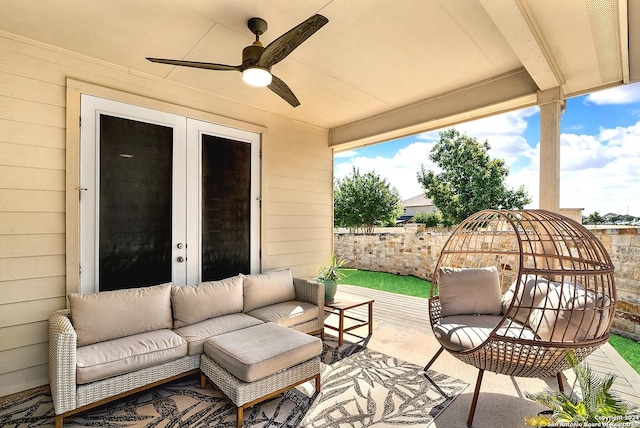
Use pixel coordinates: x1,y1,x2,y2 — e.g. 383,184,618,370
80,95,260,293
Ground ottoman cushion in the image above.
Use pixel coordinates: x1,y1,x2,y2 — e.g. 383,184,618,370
204,323,321,383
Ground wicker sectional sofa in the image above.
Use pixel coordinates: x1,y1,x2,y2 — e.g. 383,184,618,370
48,269,324,427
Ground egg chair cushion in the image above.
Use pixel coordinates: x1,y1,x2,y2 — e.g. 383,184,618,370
501,275,557,324
433,315,535,352
438,266,502,317
528,282,611,342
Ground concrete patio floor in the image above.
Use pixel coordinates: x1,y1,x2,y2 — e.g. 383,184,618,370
330,284,640,428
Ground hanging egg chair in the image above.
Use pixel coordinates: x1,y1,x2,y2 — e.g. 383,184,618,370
424,209,616,426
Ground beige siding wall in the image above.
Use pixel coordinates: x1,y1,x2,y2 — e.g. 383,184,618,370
0,31,332,397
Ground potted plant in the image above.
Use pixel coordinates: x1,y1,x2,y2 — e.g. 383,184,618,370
317,254,346,302
524,351,636,427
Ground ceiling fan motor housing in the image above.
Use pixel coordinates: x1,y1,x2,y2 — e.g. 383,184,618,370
242,44,265,68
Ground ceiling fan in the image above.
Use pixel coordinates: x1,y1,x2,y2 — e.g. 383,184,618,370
147,14,328,108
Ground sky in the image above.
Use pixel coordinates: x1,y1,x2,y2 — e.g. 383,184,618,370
334,82,640,217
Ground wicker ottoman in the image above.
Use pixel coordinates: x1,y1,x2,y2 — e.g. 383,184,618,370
200,322,322,427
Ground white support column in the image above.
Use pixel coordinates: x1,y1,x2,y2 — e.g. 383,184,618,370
538,87,564,213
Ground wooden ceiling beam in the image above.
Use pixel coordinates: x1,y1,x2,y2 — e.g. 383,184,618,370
329,69,538,149
479,0,563,91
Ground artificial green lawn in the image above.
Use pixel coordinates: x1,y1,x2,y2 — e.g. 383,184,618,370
339,269,432,299
608,333,640,374
340,269,640,374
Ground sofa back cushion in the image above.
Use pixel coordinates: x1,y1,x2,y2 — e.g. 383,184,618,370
171,275,243,328
242,269,296,313
438,266,502,317
69,283,172,347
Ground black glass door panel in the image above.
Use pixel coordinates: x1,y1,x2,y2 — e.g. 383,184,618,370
201,134,251,280
99,115,173,290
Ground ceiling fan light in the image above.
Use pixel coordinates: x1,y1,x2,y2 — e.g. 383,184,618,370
242,67,272,87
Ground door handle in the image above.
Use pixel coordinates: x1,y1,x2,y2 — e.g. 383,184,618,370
177,256,185,263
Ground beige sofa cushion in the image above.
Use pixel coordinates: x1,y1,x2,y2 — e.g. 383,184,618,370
203,322,322,382
76,329,187,384
502,275,556,324
172,275,243,328
528,282,610,342
438,266,502,317
246,301,318,327
173,313,264,355
69,283,173,347
242,269,296,313
433,315,535,352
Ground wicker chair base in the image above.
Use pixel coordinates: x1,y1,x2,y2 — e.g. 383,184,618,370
200,354,321,428
425,337,605,427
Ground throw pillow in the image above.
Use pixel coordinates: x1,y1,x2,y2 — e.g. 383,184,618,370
528,282,610,342
438,266,502,317
501,275,557,324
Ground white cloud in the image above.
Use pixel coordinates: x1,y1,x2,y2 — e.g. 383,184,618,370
456,107,538,137
416,108,539,165
505,167,538,209
584,83,640,105
557,109,640,215
416,107,538,143
560,161,640,216
334,149,358,158
559,133,613,170
526,122,640,216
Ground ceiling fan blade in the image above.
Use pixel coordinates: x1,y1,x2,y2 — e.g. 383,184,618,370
146,57,240,71
258,14,328,69
268,75,300,107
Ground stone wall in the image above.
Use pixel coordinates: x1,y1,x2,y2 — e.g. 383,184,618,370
592,227,640,338
334,224,447,281
334,225,640,340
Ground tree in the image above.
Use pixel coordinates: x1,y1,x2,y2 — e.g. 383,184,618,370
334,167,402,233
417,128,531,224
586,212,605,224
412,212,455,228
412,212,442,228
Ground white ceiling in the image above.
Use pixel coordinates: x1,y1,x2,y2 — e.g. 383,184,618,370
0,0,636,146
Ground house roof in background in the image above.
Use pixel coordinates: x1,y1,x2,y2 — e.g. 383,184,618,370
1,0,637,147
403,194,434,207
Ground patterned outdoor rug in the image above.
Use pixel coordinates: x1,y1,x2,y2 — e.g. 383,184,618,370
0,338,467,427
